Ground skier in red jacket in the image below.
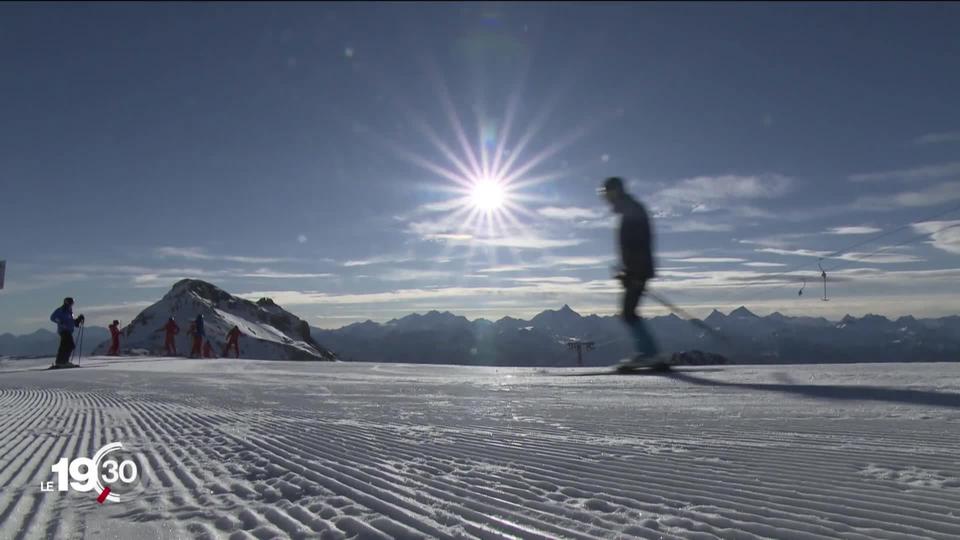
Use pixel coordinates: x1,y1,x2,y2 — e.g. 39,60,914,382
223,325,243,358
108,320,121,356
162,317,180,356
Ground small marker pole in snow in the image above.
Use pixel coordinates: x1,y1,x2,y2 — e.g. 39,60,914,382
818,260,829,302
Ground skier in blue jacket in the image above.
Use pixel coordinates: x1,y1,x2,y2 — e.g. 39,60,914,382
50,297,84,366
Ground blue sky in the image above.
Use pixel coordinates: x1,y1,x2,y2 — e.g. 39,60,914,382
2,3,960,334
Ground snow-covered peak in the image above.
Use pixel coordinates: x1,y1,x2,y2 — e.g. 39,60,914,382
96,280,337,361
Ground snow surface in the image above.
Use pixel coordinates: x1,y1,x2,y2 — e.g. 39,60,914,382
1,356,959,539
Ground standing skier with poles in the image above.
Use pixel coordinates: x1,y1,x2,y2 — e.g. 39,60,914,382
599,177,666,369
50,297,84,367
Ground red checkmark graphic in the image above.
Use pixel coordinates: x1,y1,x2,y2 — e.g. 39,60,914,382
97,487,111,504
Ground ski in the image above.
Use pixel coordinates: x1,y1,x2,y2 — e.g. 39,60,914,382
47,363,80,370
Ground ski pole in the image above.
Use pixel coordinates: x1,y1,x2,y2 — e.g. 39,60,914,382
611,266,731,344
76,324,84,366
644,290,730,343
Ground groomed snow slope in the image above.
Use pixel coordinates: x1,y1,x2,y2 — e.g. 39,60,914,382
1,357,959,539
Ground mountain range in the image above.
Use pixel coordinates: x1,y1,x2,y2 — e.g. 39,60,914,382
4,281,958,366
311,305,960,366
0,327,110,358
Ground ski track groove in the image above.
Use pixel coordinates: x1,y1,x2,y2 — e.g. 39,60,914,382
178,405,646,540
246,404,958,538
2,364,960,539
284,416,959,539
263,420,675,540
0,389,82,539
286,419,840,539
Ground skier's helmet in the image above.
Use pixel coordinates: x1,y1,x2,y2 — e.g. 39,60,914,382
112,320,119,325
599,177,625,196
63,297,74,306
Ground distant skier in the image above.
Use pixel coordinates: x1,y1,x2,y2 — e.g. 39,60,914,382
162,317,180,356
108,320,121,356
186,320,198,357
599,177,661,365
50,297,84,366
202,339,216,359
223,325,242,358
190,314,205,358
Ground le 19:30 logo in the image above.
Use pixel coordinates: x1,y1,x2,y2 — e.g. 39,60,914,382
41,442,141,503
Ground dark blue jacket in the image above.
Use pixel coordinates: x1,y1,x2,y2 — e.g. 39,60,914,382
195,315,205,337
618,194,655,280
50,306,76,334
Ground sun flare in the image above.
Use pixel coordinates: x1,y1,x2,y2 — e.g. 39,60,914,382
470,177,506,212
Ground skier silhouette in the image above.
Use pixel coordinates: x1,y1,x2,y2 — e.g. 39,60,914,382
162,317,180,356
202,339,216,359
189,314,205,358
108,320,121,356
223,325,243,358
50,297,84,366
599,177,662,366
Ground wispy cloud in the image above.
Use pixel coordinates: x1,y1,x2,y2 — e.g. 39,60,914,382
240,279,619,307
342,255,415,267
849,162,960,183
736,233,814,249
81,301,154,314
58,263,333,288
854,181,960,210
536,206,605,220
477,264,534,273
474,235,584,249
155,246,294,264
661,220,735,233
742,262,787,267
659,250,701,259
240,270,334,279
507,276,582,284
542,255,614,267
912,220,960,255
826,226,883,235
375,269,458,282
655,266,960,293
913,131,960,146
536,209,618,230
414,199,466,214
756,247,924,264
651,174,792,215
404,220,477,242
476,254,613,274
670,257,748,263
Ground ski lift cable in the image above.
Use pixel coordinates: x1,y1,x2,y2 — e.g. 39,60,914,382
666,202,960,308
821,220,960,274
718,218,960,306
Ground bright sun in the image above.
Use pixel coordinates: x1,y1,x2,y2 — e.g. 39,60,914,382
470,178,506,211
